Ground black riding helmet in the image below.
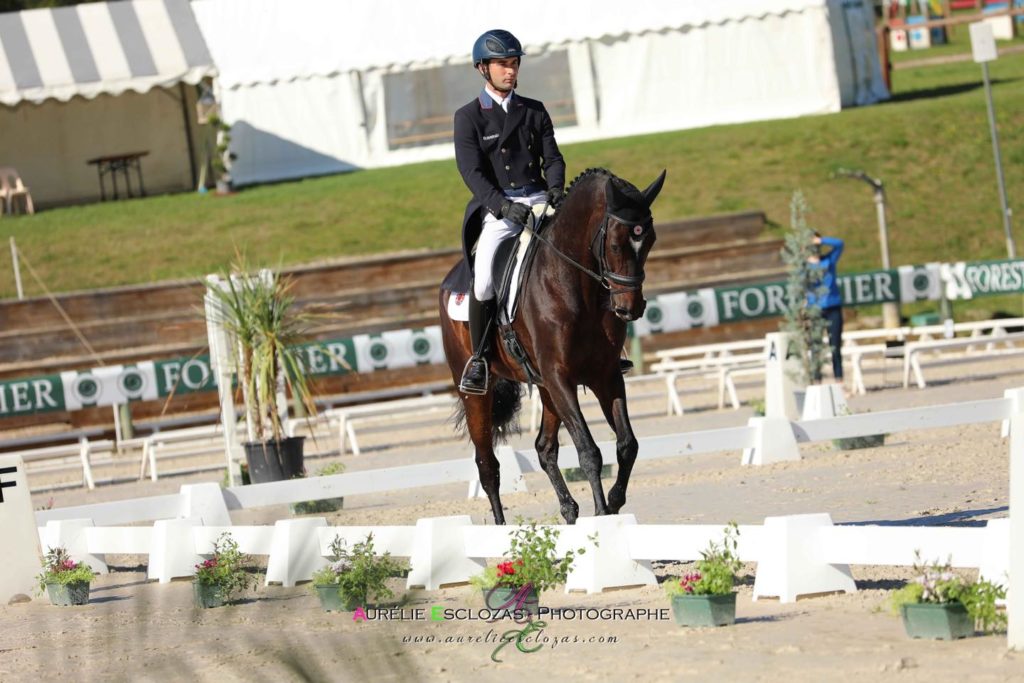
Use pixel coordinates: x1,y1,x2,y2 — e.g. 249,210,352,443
472,29,525,67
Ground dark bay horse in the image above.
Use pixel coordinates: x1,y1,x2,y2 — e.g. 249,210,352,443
439,168,666,525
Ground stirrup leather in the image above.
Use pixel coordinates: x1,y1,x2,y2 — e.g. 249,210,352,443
459,356,489,395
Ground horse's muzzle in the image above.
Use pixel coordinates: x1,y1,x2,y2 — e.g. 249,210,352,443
614,297,646,322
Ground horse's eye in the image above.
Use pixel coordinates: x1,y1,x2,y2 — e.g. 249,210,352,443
610,244,621,254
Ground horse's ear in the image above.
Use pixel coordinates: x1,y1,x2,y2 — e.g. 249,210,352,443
641,170,667,208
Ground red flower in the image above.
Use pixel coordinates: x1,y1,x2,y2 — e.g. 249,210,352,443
679,571,702,594
496,561,516,578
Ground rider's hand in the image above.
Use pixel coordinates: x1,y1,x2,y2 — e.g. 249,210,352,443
501,200,531,226
546,187,563,205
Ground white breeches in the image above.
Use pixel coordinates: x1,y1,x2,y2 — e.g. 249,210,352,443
474,191,547,301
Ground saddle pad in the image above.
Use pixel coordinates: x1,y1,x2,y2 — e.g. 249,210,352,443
446,203,549,324
447,290,470,321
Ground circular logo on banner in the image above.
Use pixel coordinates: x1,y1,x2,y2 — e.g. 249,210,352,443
687,299,705,320
72,374,100,405
408,334,433,365
369,341,389,362
117,367,147,400
362,338,392,370
645,303,663,326
913,272,931,293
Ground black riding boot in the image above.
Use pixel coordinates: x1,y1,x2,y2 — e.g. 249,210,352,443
460,293,496,395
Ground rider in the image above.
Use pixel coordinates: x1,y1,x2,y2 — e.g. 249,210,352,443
454,29,565,394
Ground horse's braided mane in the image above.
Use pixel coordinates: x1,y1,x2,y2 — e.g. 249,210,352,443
551,167,644,211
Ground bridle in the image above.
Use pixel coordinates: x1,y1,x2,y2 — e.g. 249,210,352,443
527,206,651,293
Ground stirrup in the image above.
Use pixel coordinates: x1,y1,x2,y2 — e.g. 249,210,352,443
459,357,489,395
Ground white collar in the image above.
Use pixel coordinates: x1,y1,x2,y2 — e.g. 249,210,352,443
485,87,514,111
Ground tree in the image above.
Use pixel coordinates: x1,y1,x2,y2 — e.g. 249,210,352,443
780,191,828,385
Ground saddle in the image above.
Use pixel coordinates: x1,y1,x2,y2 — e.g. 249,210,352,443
446,205,553,385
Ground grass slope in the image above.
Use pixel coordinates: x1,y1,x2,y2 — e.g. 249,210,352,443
1,38,1022,315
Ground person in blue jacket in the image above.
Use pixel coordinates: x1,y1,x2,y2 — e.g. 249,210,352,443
808,233,845,383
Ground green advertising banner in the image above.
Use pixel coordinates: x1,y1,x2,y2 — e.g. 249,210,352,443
2,258,1022,419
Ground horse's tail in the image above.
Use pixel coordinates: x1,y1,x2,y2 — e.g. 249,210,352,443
450,379,524,445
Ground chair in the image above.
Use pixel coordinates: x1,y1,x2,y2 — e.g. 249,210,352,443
0,167,35,215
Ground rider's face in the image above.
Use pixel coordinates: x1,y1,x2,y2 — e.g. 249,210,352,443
485,57,520,91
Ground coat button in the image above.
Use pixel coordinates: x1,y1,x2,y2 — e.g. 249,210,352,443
501,148,508,154
528,161,533,168
505,165,510,170
510,182,517,187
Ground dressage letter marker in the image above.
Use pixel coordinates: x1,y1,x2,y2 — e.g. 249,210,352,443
0,465,16,502
0,455,44,603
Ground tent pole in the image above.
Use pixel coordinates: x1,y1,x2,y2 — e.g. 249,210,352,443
179,82,198,191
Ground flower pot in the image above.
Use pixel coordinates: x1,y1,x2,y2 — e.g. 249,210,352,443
244,437,305,483
193,582,226,609
671,592,736,627
46,581,90,606
901,603,974,640
833,433,885,451
483,585,540,616
315,585,348,612
290,497,344,515
561,464,613,482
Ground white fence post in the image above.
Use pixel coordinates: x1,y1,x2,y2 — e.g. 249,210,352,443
742,417,800,466
265,517,329,587
801,384,848,421
40,518,108,574
563,514,657,594
468,446,528,499
1009,397,1024,649
148,518,203,584
764,332,804,420
407,516,485,590
179,483,232,526
752,513,856,603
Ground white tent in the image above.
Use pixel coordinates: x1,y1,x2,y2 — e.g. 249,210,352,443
0,0,216,206
192,0,889,186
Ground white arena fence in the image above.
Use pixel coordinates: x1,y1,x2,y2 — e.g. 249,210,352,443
31,387,1024,647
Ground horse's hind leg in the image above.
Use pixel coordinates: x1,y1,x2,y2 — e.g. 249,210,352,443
534,390,579,524
463,392,506,525
592,373,638,515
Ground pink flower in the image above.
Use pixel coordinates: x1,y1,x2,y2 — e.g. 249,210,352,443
679,571,702,594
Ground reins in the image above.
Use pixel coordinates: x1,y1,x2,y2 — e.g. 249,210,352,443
525,205,648,293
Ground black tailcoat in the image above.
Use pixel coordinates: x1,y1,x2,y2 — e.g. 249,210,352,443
454,89,565,268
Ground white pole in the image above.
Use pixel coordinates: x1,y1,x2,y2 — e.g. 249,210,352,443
9,237,23,300
204,276,241,487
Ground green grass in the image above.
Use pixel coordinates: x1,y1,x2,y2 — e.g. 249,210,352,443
1,48,1023,315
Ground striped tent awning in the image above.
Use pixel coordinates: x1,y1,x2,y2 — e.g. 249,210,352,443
0,0,216,106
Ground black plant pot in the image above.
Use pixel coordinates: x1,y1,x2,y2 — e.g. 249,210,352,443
244,436,306,483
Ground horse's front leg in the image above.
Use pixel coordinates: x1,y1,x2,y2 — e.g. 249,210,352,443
544,378,609,517
592,372,637,514
533,389,579,524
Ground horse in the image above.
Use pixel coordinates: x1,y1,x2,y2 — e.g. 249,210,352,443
438,167,666,525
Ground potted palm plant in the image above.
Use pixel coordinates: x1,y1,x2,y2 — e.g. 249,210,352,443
206,262,318,483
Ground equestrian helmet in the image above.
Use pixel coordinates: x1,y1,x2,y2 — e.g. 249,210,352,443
472,30,525,66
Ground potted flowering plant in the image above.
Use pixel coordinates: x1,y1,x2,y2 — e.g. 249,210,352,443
889,551,1006,640
665,522,742,627
193,532,256,609
310,533,404,612
36,546,95,607
469,518,592,614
